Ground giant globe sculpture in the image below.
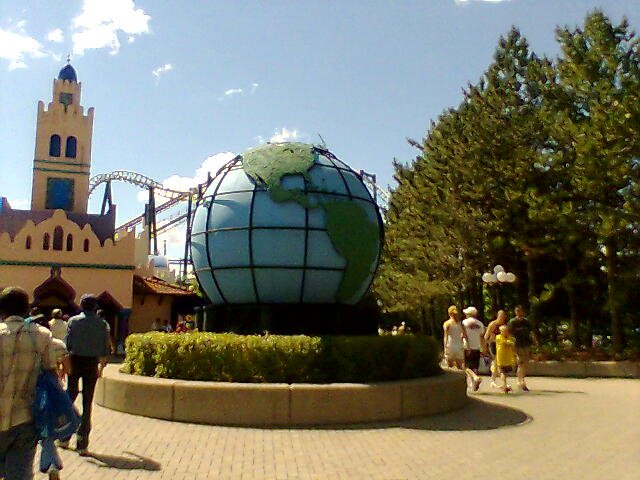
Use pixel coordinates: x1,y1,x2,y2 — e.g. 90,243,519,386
190,142,383,333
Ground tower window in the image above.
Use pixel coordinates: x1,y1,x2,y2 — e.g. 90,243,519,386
59,92,73,107
83,239,90,252
66,234,73,251
43,233,50,250
53,226,63,251
45,178,74,211
49,135,61,157
65,137,77,158
26,236,32,250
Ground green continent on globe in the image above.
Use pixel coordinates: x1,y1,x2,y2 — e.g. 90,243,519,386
243,142,315,204
241,143,379,303
323,202,379,302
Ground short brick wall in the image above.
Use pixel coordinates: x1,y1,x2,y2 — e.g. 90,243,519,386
95,366,468,427
526,360,640,378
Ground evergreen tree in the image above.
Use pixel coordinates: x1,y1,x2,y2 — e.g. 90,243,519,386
548,11,640,351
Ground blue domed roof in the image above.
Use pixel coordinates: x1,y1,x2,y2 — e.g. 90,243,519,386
58,64,77,82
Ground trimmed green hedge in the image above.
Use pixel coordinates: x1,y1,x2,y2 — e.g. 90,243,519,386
121,332,441,383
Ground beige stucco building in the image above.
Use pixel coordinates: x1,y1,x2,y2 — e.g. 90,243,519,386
0,63,136,335
0,63,200,341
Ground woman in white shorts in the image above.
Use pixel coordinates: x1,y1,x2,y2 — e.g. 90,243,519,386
443,305,468,369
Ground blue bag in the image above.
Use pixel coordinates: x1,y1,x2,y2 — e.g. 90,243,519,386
32,370,81,441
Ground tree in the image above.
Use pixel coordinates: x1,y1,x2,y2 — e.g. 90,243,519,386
548,11,640,351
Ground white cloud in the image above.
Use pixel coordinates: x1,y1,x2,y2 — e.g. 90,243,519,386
224,88,243,97
72,0,151,55
158,226,186,248
219,83,259,101
136,152,237,204
270,127,299,143
7,198,30,209
47,28,64,43
152,63,173,83
0,22,45,70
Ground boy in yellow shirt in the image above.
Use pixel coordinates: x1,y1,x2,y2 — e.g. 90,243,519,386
495,325,516,393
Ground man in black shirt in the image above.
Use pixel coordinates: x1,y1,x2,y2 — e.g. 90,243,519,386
507,305,533,391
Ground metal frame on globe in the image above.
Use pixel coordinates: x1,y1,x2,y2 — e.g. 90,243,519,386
190,146,385,307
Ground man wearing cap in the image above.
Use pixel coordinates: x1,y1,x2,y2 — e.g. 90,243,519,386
48,309,67,343
462,306,486,391
60,294,110,455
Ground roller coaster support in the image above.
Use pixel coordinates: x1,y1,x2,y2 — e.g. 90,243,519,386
145,187,158,255
182,194,193,281
101,181,113,215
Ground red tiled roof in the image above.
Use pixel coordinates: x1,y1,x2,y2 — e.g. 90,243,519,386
133,275,197,296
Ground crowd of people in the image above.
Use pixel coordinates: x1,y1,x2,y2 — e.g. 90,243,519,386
0,287,110,480
443,305,535,393
151,317,193,334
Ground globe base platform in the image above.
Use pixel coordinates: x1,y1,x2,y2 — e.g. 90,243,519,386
195,303,379,336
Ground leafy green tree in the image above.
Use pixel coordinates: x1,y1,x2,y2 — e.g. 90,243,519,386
547,11,640,351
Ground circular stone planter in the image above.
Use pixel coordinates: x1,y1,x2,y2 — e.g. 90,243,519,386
95,365,468,426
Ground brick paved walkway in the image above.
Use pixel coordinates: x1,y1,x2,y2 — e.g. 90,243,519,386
40,377,638,480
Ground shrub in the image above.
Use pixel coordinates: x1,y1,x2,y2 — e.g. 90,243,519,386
121,332,441,383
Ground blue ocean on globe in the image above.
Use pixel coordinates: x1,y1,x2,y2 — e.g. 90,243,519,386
190,143,383,305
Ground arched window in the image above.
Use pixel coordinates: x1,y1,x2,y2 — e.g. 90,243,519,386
25,236,32,250
49,135,61,157
65,136,77,158
53,226,63,251
66,234,73,251
83,239,90,252
43,233,50,250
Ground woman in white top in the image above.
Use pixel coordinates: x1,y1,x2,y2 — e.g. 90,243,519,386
443,305,468,369
48,308,68,342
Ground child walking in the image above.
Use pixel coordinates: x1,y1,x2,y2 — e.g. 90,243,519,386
495,325,516,393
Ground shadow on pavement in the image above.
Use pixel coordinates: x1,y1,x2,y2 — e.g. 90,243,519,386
85,451,161,471
290,397,530,432
388,397,531,431
476,388,585,397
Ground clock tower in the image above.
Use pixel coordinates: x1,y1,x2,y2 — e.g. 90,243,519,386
31,62,94,214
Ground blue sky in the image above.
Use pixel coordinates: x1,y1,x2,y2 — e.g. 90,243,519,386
1,0,639,254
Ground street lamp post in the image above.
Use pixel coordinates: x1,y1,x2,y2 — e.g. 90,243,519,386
482,265,516,313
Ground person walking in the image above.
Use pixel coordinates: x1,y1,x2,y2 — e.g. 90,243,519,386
59,294,110,455
508,305,534,391
48,309,67,343
495,325,516,393
0,287,67,480
462,306,486,391
443,306,468,369
484,310,508,388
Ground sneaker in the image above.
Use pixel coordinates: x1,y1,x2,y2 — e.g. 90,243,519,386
502,385,512,394
55,440,69,449
472,378,482,391
521,384,530,392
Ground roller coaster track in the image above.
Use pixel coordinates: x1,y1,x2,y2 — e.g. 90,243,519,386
88,171,187,198
89,168,390,234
